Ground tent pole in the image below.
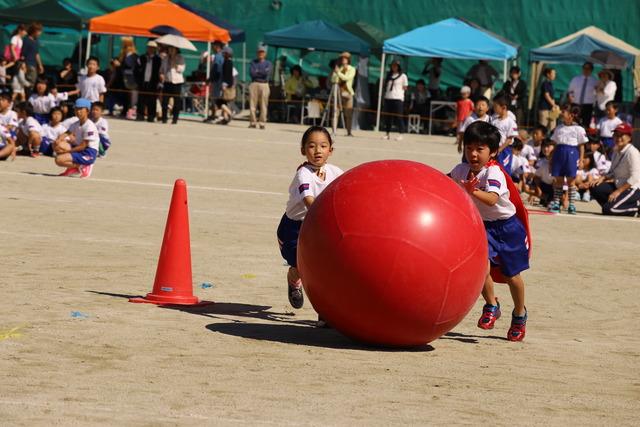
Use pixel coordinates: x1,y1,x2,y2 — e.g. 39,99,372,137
84,31,92,67
503,60,508,83
78,30,83,70
242,41,247,111
375,53,386,132
204,41,211,119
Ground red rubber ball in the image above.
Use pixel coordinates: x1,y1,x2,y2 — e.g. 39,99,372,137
297,160,487,346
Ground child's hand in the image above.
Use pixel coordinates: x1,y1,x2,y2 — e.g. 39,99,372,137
460,176,479,195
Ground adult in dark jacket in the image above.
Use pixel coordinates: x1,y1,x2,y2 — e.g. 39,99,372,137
135,40,162,122
502,66,527,125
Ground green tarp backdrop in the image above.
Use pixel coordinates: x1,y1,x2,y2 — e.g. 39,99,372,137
2,0,639,101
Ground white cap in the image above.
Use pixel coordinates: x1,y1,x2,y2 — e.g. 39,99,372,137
460,85,471,94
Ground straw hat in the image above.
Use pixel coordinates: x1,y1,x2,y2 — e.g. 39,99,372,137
339,51,351,59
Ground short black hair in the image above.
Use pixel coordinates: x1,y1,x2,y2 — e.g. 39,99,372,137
0,92,11,101
50,106,62,116
416,79,426,86
492,96,508,107
86,56,99,66
533,125,548,136
605,100,618,110
463,121,501,153
510,66,521,74
475,96,490,106
301,126,333,149
512,138,524,151
544,67,555,77
91,101,105,110
15,101,34,116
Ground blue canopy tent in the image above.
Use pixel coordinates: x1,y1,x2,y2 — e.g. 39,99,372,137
375,18,519,130
527,26,640,108
175,1,247,115
264,20,370,55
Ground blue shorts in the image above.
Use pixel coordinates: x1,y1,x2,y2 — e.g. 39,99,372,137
277,214,302,268
99,135,111,150
551,144,579,178
484,215,529,278
34,113,49,125
601,137,614,150
497,146,513,175
71,147,97,166
39,136,54,157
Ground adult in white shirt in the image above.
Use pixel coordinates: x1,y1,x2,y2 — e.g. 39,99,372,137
382,61,408,141
595,69,617,120
567,62,598,126
159,46,185,124
590,123,640,216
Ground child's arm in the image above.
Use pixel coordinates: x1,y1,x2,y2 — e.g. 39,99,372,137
498,137,513,153
460,176,499,206
303,196,315,208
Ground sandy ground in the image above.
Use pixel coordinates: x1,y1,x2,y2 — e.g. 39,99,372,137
1,117,639,426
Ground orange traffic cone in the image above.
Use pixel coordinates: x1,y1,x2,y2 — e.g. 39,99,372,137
130,179,210,306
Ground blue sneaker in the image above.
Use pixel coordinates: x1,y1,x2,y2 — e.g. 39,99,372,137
567,204,577,215
548,201,560,213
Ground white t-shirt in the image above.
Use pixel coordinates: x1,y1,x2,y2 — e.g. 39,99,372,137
490,114,518,145
77,74,107,102
511,154,530,176
62,116,79,129
593,151,610,175
0,124,11,147
28,92,69,114
285,164,343,221
449,163,516,221
597,116,623,138
92,117,110,140
458,113,490,134
551,124,588,146
535,158,554,185
0,109,18,128
521,144,536,162
576,167,600,181
68,119,100,151
41,123,67,142
19,116,41,136
596,80,617,110
384,73,408,101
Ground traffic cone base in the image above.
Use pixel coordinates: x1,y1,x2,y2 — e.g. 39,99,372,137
129,179,212,307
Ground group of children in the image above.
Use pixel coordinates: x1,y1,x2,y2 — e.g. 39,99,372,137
0,84,111,177
456,92,625,214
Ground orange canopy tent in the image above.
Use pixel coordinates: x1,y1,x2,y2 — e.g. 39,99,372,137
87,0,230,42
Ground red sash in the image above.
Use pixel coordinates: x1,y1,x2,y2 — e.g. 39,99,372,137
485,160,532,283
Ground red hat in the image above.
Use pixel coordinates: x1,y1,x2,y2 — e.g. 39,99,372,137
613,123,633,136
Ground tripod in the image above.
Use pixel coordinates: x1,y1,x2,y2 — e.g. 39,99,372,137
320,82,346,135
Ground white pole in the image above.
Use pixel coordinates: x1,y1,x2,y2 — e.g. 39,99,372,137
503,59,508,84
84,31,92,66
204,41,211,118
242,41,247,110
375,52,386,132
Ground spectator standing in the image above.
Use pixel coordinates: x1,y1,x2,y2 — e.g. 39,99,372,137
502,66,527,125
537,67,558,131
135,40,161,122
57,58,77,90
249,46,272,129
5,24,26,63
330,52,356,136
77,56,106,103
21,22,44,89
466,60,498,98
409,79,429,116
382,60,408,141
159,46,185,124
567,62,597,127
119,37,139,119
11,61,31,101
422,57,442,98
595,69,617,120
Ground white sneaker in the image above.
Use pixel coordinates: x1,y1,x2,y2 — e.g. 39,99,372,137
382,135,390,140
395,135,403,141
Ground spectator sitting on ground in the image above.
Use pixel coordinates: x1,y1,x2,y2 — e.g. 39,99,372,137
284,65,312,123
14,101,42,156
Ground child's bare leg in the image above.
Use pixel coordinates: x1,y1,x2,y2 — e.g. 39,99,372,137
54,140,71,154
0,142,15,160
287,266,300,285
55,153,76,168
507,274,526,316
481,263,497,306
29,133,41,152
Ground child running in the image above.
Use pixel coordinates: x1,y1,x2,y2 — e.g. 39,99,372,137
54,98,99,178
277,126,343,309
91,102,111,157
40,107,66,157
548,104,588,214
449,121,530,341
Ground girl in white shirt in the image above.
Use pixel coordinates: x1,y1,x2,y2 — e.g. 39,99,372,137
382,61,408,141
595,69,617,119
575,152,600,201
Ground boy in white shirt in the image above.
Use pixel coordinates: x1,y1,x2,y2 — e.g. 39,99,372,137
91,101,111,157
0,93,18,138
0,123,16,161
77,57,106,103
596,101,623,153
490,96,518,174
54,98,99,178
277,126,343,310
457,96,490,153
449,121,530,342
15,101,42,157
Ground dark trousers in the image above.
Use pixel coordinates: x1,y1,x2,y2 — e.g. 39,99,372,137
579,104,593,127
591,182,640,216
384,99,405,134
161,82,182,123
137,82,158,122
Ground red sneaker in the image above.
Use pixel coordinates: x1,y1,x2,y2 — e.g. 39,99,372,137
59,167,79,177
477,300,501,330
79,164,93,178
507,311,527,342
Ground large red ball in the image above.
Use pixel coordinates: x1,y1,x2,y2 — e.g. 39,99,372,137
297,160,487,346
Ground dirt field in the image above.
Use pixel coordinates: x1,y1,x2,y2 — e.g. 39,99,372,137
1,118,638,426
